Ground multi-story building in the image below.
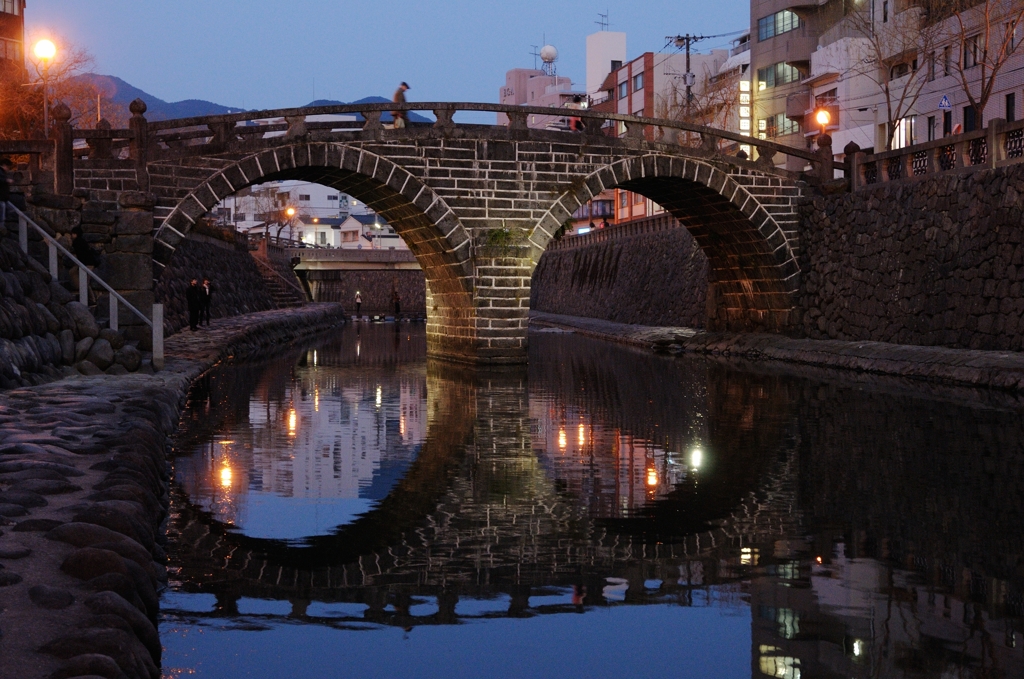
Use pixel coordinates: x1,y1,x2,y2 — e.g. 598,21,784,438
497,65,586,130
0,0,24,83
808,0,1024,158
215,180,369,239
749,0,833,169
591,47,731,222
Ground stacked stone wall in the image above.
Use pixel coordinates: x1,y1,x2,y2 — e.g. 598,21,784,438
799,163,1024,350
0,221,145,386
154,235,276,335
306,269,425,316
531,224,709,329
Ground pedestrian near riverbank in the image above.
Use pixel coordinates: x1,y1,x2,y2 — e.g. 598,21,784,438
200,277,214,326
186,278,203,331
355,290,362,317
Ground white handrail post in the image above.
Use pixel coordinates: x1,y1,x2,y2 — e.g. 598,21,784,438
152,304,164,371
79,267,88,305
18,214,27,254
109,295,118,332
47,241,58,278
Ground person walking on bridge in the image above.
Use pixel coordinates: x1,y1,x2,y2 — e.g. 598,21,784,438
391,82,410,129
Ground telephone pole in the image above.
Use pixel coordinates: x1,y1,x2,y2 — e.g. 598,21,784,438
669,34,711,123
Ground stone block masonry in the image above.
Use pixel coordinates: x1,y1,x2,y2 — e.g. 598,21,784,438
0,303,346,679
154,234,276,335
306,269,425,317
531,217,708,329
799,162,1024,351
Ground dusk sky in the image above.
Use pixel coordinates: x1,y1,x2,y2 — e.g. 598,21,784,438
27,1,749,111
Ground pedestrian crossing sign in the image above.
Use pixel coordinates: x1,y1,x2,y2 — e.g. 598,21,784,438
938,95,952,112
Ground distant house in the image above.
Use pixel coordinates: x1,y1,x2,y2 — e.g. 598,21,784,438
338,215,409,250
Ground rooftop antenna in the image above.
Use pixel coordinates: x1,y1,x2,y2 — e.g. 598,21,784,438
596,11,609,31
530,44,541,70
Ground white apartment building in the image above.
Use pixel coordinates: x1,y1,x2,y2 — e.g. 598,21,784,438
214,180,372,239
807,0,1024,158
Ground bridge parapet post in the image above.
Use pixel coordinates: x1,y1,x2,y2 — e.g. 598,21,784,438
624,120,646,140
52,102,73,196
361,110,383,132
128,98,149,192
433,108,456,136
87,118,113,160
754,145,777,171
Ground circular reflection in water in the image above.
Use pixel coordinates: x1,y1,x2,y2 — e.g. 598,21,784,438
172,323,427,543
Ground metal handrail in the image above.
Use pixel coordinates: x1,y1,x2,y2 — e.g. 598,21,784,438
252,254,306,298
8,202,165,369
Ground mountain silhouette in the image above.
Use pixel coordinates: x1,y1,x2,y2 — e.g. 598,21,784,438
74,75,432,122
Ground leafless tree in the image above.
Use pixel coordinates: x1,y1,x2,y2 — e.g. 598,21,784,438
946,0,1024,128
655,64,740,150
841,2,940,150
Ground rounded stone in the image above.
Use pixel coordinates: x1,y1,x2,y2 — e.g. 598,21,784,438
113,345,141,372
66,301,100,340
13,518,64,532
48,652,126,679
0,544,30,558
98,328,125,351
0,503,27,517
58,328,75,364
74,336,94,362
9,478,82,495
0,489,47,508
105,364,129,375
85,339,115,370
29,584,75,609
76,360,104,376
61,547,129,581
0,570,22,586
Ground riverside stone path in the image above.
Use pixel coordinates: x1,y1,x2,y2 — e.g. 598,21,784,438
531,311,1024,393
0,303,345,679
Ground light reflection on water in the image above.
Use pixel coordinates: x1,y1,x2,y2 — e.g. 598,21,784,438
162,323,1024,679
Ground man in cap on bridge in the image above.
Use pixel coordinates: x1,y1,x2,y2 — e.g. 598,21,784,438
392,82,410,129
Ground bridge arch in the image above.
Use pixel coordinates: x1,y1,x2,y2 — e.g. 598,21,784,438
529,154,801,332
153,142,476,359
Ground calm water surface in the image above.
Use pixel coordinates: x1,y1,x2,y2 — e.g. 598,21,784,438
161,323,1024,679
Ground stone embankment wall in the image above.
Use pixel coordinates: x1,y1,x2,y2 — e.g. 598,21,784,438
0,304,347,679
530,217,709,329
798,163,1024,351
0,220,145,386
307,270,426,317
154,234,275,334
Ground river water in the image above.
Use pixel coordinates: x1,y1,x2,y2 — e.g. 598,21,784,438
160,323,1024,679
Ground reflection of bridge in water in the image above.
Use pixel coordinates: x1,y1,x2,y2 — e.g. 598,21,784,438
166,330,1024,677
167,331,799,618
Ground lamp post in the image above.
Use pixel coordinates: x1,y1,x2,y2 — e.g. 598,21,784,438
33,39,56,136
814,108,831,145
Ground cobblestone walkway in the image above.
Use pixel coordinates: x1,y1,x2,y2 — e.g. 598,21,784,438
0,303,345,679
531,311,1024,392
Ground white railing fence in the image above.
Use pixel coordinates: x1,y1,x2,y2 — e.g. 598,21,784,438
7,202,164,370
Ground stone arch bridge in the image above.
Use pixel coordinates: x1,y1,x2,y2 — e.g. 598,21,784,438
58,100,841,363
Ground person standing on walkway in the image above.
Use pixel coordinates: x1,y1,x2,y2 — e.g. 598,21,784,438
200,277,214,327
186,278,203,331
391,82,409,129
0,158,12,225
355,290,362,318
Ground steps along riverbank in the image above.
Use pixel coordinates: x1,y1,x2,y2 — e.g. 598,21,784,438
0,303,346,679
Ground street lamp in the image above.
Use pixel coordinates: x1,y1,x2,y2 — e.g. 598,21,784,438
33,39,57,136
814,108,831,141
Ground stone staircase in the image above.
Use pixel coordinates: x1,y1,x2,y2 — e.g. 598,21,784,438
251,248,307,308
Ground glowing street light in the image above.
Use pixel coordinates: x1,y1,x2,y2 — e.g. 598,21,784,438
33,39,57,135
814,108,831,139
285,207,296,217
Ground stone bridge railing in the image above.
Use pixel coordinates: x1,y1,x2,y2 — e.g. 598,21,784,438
850,117,1024,190
48,99,844,193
